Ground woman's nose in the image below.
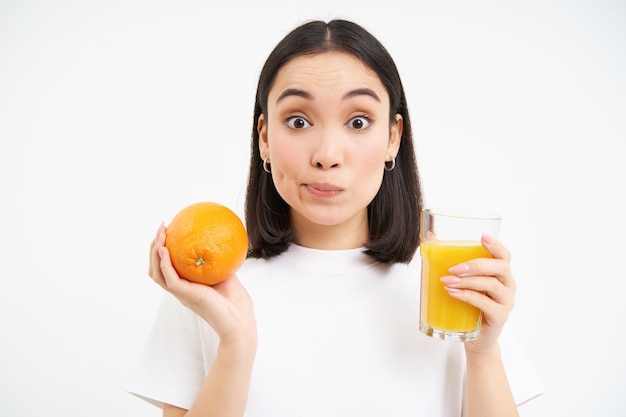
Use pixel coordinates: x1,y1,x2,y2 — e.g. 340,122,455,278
312,129,343,169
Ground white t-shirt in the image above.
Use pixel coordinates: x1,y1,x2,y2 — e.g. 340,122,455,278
128,244,543,416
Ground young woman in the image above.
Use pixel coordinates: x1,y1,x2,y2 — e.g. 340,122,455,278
130,19,542,417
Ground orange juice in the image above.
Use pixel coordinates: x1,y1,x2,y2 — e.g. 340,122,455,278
420,241,492,333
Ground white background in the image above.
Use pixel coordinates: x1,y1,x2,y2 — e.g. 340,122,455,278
1,1,624,416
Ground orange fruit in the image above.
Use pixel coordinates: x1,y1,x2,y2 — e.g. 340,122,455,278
165,202,249,285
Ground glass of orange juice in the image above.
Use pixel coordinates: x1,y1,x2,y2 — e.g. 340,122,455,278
419,208,501,342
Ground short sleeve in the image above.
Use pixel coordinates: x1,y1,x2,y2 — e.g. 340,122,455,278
499,326,544,406
127,293,208,410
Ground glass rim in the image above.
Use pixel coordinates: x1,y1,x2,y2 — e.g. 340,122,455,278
422,207,501,221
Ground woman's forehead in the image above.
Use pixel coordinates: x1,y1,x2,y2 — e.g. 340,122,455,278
269,51,387,102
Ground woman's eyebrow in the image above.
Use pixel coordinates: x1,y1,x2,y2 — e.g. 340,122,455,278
276,88,312,103
342,88,381,102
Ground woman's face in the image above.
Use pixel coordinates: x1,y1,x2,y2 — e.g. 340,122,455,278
258,51,402,249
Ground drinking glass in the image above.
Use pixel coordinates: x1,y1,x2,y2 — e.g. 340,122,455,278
419,208,501,341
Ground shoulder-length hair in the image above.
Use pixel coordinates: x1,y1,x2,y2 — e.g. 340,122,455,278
245,19,422,264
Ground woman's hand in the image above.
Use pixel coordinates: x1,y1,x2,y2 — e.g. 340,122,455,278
440,233,516,353
148,224,256,344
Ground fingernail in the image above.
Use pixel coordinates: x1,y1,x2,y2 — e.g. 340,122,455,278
482,232,494,244
448,264,469,274
157,245,163,257
440,276,460,285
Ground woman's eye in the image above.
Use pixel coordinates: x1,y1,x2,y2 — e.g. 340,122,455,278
348,116,371,130
286,116,311,129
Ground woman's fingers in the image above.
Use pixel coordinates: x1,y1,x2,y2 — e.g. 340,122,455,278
153,232,198,296
148,240,154,277
449,258,515,289
149,224,167,285
442,275,514,306
443,236,517,332
447,235,515,290
148,224,162,277
155,237,228,309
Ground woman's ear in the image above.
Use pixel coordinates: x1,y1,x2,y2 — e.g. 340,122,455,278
388,113,403,159
258,114,268,157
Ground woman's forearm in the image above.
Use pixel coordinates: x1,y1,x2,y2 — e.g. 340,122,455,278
184,330,257,417
463,343,519,417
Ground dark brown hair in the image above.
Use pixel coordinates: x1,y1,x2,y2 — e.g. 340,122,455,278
245,19,422,264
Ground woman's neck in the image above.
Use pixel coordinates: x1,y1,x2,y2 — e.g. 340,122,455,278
290,211,369,250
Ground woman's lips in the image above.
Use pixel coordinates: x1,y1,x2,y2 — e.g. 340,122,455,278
305,183,343,198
